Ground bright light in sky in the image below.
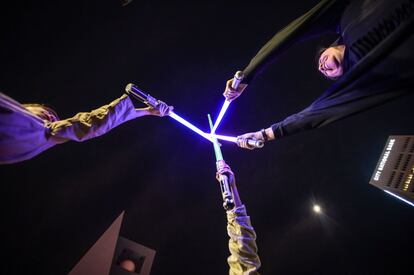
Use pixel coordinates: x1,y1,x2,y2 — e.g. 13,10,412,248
313,204,322,213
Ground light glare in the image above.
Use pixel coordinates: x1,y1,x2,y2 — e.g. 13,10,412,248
313,204,322,213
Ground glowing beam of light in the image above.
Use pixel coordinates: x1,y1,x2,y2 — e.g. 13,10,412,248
169,112,212,142
210,133,238,143
211,100,231,134
384,190,414,207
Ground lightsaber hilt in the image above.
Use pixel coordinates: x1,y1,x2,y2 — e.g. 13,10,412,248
246,138,264,149
221,176,235,211
125,83,159,108
216,165,235,211
210,134,265,149
231,71,244,90
236,137,265,149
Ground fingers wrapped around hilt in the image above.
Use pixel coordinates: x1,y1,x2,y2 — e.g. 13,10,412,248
155,100,173,116
216,160,235,185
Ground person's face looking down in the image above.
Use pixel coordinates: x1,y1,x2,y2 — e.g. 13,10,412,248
318,45,346,79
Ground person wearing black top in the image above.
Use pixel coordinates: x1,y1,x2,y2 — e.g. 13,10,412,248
224,0,414,149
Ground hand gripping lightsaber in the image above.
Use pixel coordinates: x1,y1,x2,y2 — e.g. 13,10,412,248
211,134,264,149
125,83,212,142
210,71,244,134
208,114,235,211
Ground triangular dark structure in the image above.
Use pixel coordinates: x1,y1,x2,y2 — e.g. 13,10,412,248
69,212,125,275
69,211,156,275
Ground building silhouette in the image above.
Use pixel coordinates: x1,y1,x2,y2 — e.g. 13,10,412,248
369,135,414,206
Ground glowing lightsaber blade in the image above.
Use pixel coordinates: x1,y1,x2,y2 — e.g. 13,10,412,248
125,83,212,142
211,134,237,143
211,100,230,134
169,112,212,142
210,71,244,133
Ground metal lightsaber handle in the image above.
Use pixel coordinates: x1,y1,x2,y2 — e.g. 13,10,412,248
216,158,235,211
211,134,264,149
125,83,159,108
231,71,244,90
219,174,235,211
246,138,264,148
237,138,265,149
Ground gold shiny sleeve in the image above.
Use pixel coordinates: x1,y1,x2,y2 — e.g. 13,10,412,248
227,205,261,275
48,94,138,143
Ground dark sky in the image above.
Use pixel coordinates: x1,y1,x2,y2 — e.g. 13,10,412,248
1,1,413,274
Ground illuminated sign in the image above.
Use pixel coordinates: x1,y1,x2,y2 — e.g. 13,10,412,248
373,139,395,181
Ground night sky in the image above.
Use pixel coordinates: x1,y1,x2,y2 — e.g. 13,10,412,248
1,1,413,274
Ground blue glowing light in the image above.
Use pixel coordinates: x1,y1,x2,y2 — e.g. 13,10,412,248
209,133,237,143
384,190,414,207
211,100,231,133
168,111,239,145
169,112,212,142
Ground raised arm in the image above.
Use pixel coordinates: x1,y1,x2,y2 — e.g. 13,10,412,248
237,43,414,146
216,162,261,275
48,94,172,143
224,0,347,101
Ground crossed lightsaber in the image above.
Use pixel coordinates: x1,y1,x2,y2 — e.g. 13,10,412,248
125,71,264,149
125,72,264,210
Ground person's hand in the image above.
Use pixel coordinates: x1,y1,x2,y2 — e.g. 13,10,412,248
236,131,264,150
237,127,275,150
223,78,248,102
146,101,174,117
215,160,235,188
215,160,242,208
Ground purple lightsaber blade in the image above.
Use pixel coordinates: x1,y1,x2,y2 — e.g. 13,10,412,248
210,71,244,133
211,100,230,134
209,133,238,143
169,112,212,142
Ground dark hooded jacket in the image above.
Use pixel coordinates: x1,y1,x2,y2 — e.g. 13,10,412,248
242,0,414,138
